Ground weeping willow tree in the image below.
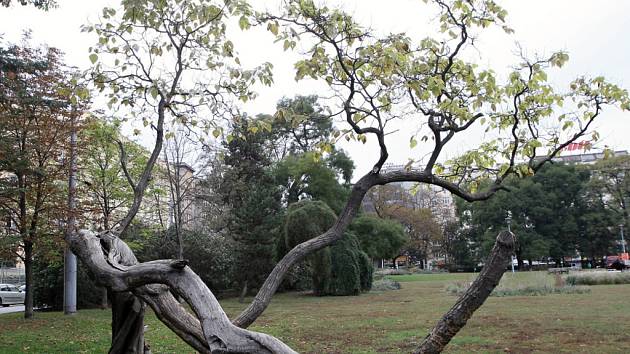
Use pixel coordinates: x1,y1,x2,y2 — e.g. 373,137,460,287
67,0,629,353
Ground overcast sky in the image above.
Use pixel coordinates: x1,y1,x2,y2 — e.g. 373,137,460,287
1,0,629,176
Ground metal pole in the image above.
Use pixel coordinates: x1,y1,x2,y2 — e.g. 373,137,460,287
64,110,78,315
507,211,515,273
621,225,626,254
509,223,515,273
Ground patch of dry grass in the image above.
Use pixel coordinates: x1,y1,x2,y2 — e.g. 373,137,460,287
566,270,630,285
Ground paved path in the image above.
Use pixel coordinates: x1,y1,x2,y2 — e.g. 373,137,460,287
0,305,24,315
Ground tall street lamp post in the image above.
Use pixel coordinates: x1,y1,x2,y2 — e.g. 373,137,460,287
64,108,78,315
621,224,626,254
506,211,514,273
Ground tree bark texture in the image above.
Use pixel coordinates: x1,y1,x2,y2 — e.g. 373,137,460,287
69,230,296,354
415,230,516,354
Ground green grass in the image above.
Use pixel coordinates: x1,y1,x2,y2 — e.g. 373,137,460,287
2,271,630,353
384,272,471,282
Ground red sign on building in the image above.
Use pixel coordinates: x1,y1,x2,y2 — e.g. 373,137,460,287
564,141,591,151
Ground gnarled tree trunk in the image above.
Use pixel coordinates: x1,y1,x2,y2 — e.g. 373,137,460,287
98,233,149,354
69,230,296,354
110,292,149,354
415,230,516,353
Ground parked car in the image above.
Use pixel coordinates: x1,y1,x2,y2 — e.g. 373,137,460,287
0,284,25,306
18,284,25,292
606,255,627,270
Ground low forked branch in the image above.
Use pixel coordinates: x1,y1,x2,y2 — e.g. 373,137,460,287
68,229,296,354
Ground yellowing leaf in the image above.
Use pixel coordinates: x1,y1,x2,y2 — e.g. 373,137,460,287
267,22,279,36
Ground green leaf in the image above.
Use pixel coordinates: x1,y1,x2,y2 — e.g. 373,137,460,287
89,54,98,64
76,88,90,100
410,137,418,149
562,121,574,130
260,121,272,132
239,16,250,30
223,41,234,57
212,129,221,138
150,87,159,100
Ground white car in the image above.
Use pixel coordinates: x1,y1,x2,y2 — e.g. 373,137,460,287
0,284,25,306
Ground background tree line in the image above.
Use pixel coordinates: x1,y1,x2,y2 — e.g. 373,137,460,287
447,159,630,271
0,45,411,311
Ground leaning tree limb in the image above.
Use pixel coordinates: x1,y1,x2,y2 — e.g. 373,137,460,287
415,230,516,354
233,170,508,328
232,172,378,327
69,230,297,354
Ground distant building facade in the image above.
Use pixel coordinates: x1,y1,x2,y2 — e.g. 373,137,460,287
363,164,458,269
533,150,628,165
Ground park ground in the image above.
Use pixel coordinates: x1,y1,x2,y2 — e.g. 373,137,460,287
1,271,629,353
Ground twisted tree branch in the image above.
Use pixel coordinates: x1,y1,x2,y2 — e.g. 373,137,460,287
69,230,296,354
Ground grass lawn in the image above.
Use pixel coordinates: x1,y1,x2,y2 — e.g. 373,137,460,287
1,271,629,353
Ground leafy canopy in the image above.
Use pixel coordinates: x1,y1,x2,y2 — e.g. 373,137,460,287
83,0,273,139
350,215,408,260
263,0,630,195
